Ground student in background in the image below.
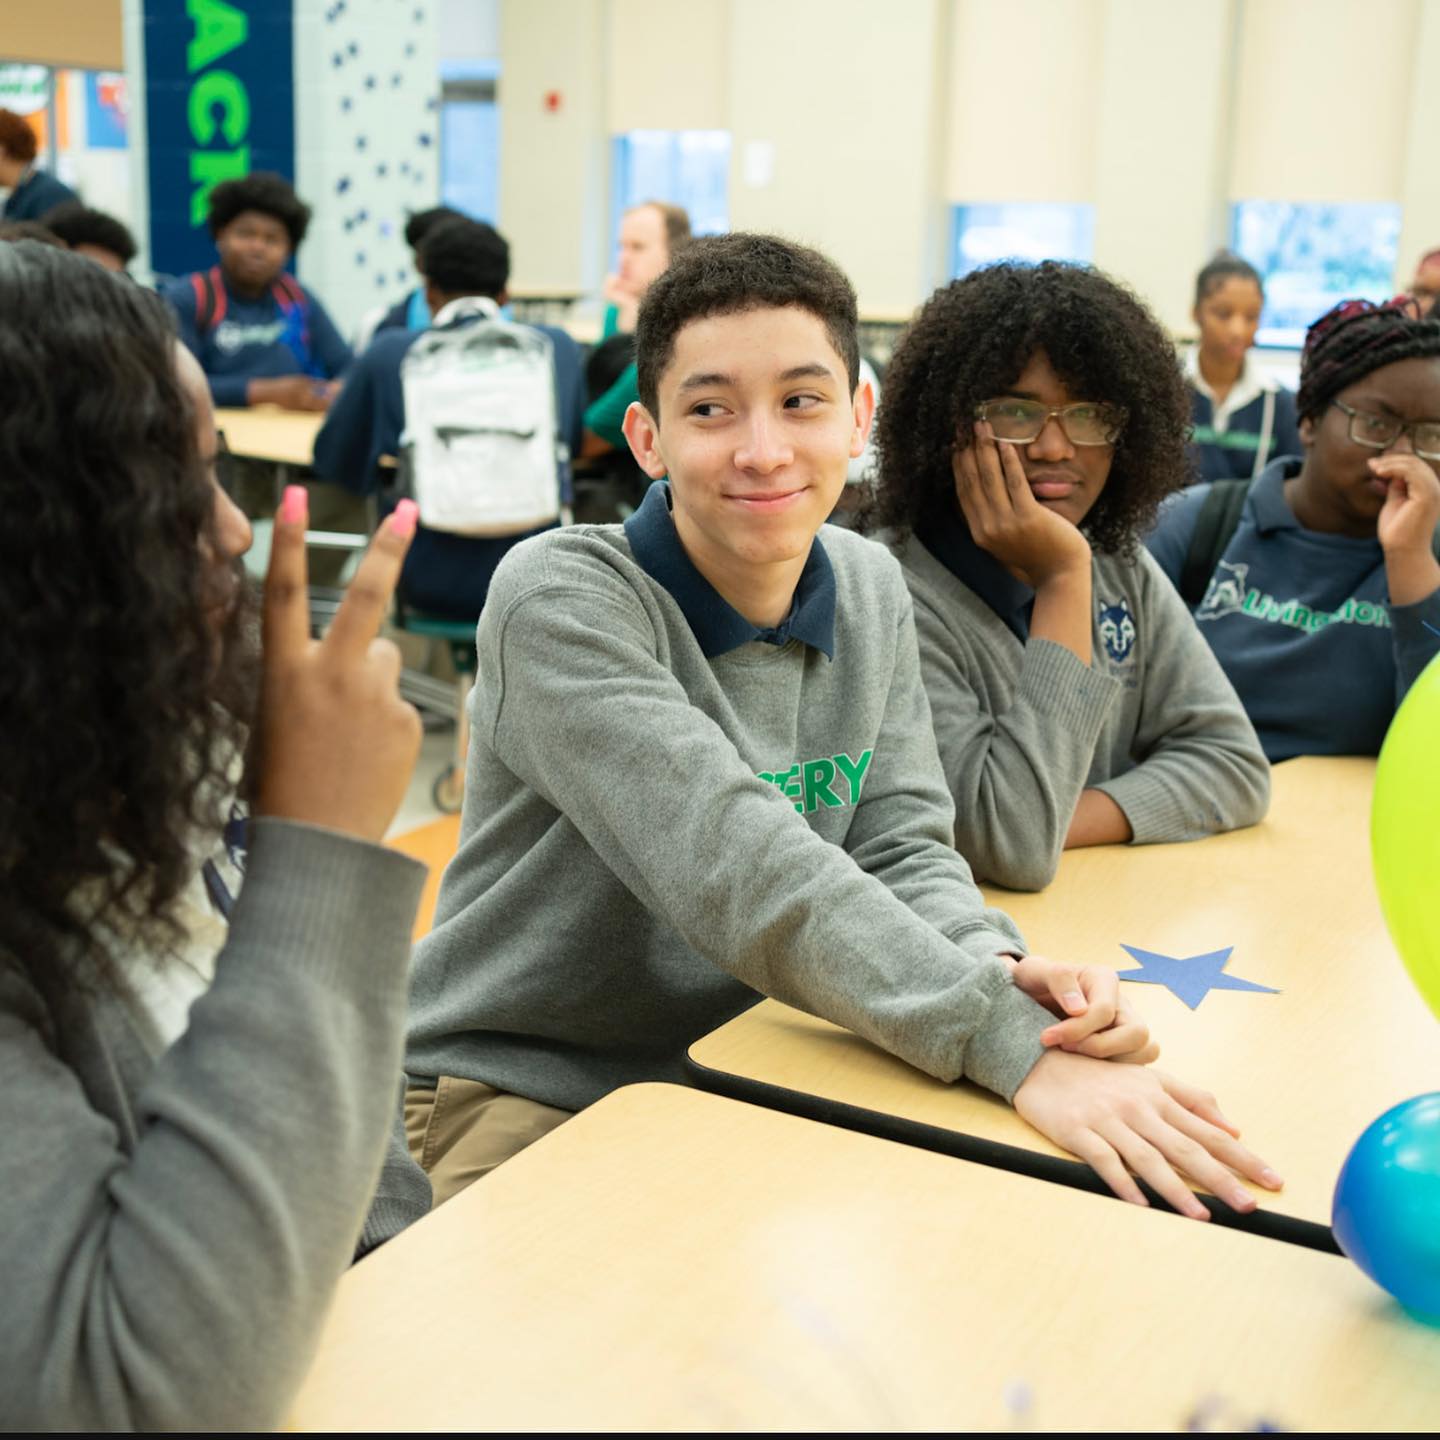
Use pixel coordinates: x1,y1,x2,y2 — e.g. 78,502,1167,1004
872,262,1268,892
1185,252,1300,484
163,171,352,412
0,107,78,221
40,200,137,274
1148,296,1440,761
314,216,584,621
0,242,429,1429
1409,247,1440,318
406,232,1282,1225
353,204,466,353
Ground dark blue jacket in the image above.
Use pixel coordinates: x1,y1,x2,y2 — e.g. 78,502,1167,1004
3,167,78,222
312,310,585,622
1187,372,1301,484
1146,458,1440,761
162,270,353,408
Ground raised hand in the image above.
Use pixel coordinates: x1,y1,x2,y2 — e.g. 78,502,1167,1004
255,488,423,843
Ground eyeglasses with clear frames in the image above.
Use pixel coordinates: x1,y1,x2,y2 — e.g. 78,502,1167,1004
1330,400,1440,461
975,398,1127,447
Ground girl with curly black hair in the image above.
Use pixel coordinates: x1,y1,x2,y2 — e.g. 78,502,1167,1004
0,242,431,1428
873,261,1269,891
1148,296,1440,761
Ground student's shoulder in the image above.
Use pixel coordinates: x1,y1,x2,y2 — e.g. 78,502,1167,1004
360,326,422,371
1149,481,1213,544
158,272,202,312
532,321,582,358
820,523,911,617
485,522,654,618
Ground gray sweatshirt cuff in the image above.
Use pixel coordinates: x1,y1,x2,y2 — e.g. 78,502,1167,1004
1018,637,1122,733
1091,768,1185,845
961,977,1052,1101
234,819,427,1005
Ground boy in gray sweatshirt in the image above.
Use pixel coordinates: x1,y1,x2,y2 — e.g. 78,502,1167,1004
406,234,1281,1222
871,262,1270,892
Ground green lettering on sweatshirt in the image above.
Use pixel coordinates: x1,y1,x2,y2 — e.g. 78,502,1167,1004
758,750,874,814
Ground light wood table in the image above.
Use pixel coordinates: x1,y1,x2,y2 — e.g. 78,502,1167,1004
689,756,1438,1243
289,1083,1440,1431
215,405,324,467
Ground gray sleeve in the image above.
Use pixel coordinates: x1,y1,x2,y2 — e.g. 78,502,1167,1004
912,596,1121,892
1092,552,1270,842
479,565,1054,1101
843,598,1034,952
0,819,427,1431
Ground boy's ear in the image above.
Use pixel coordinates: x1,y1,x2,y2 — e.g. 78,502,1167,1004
1298,412,1315,449
850,375,877,460
621,400,670,479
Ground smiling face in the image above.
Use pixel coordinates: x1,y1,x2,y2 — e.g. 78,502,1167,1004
215,208,291,293
1300,354,1440,532
1194,276,1263,370
623,304,872,603
989,349,1114,529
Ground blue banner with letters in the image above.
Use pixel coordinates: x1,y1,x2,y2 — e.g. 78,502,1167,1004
144,0,294,281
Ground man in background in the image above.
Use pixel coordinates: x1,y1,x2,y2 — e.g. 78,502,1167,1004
41,202,137,274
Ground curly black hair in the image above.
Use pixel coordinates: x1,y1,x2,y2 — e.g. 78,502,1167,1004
207,170,311,248
636,232,859,417
0,242,255,1005
871,262,1194,555
39,201,138,265
1296,296,1440,424
417,216,509,298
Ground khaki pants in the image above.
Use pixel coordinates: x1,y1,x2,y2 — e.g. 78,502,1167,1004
405,1077,573,1208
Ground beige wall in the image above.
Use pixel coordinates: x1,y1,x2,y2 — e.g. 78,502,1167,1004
497,0,1440,315
0,1,123,69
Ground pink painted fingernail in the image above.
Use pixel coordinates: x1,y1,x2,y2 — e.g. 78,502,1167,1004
391,498,418,538
280,485,307,526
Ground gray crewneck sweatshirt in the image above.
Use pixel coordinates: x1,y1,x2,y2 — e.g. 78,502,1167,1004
0,819,429,1430
407,485,1055,1110
892,529,1270,892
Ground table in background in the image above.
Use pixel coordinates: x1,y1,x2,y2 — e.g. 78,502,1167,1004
689,756,1436,1242
289,1084,1440,1431
215,405,324,469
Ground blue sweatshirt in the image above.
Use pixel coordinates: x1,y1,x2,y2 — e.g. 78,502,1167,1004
1146,458,1440,761
162,270,353,408
2,166,78,222
312,303,585,620
1186,349,1301,484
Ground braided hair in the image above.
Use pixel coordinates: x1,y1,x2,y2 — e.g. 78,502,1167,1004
1296,296,1440,424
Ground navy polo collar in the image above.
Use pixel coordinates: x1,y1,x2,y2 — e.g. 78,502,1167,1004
624,481,837,659
916,501,1035,642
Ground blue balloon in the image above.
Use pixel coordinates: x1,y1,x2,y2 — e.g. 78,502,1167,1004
1333,1094,1440,1323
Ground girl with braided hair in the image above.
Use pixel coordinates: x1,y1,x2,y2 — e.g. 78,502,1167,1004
1148,296,1440,761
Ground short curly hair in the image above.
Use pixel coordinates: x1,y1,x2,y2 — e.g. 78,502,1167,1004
871,262,1193,555
39,201,138,265
635,232,859,418
207,170,311,248
1295,296,1440,424
404,205,465,251
417,216,509,298
0,241,256,1005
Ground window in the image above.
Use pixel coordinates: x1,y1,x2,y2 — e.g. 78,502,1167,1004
1232,201,1403,348
610,129,730,251
439,60,498,223
952,203,1094,278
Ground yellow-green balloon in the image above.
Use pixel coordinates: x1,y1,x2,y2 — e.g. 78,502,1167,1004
1372,647,1440,1021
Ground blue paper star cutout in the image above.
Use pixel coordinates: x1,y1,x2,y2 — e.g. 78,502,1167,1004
1117,945,1279,1011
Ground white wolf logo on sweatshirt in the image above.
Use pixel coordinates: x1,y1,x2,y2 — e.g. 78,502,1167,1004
1197,560,1250,621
